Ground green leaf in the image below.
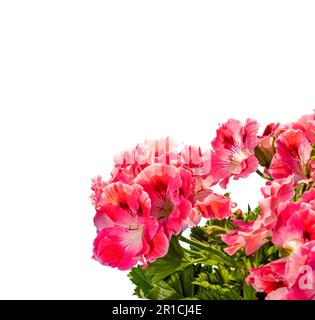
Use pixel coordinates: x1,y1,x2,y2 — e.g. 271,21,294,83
148,280,183,300
197,284,243,300
193,271,213,290
243,282,257,300
244,205,262,222
180,265,195,297
128,265,153,298
230,267,245,282
146,236,184,282
166,272,184,296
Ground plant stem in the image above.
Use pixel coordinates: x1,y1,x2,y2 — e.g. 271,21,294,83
256,169,273,180
182,247,204,257
206,225,227,233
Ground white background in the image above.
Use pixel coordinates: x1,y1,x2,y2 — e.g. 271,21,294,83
0,1,315,299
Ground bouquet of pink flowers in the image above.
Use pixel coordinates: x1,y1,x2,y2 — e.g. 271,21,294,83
90,113,315,300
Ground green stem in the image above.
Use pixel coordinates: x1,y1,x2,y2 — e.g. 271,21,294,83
179,235,236,267
187,257,209,265
256,169,273,181
182,247,204,257
206,225,227,233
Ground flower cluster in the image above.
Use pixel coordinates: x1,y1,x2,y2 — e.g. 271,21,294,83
91,112,315,300
91,137,232,270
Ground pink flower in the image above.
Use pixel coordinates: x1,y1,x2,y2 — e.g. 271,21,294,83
258,177,295,230
178,145,216,205
194,192,235,220
181,207,202,229
221,220,271,256
272,201,315,251
211,118,259,188
266,241,315,300
291,112,315,143
133,164,192,238
92,182,168,270
262,123,281,136
270,130,312,183
246,258,287,294
284,241,315,300
300,189,315,210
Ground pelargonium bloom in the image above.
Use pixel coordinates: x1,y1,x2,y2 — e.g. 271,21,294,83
265,241,315,300
92,182,168,270
258,176,295,230
270,130,312,183
133,164,192,238
221,220,271,256
300,189,315,210
283,240,315,300
194,191,236,220
211,118,259,188
272,202,315,251
181,207,202,230
246,258,287,294
291,112,315,143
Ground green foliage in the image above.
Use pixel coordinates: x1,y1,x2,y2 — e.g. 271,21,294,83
128,265,153,298
128,208,282,300
129,238,199,299
145,237,184,282
244,205,262,222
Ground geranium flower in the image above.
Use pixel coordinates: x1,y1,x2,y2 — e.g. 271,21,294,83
246,258,287,294
194,191,235,220
270,130,312,183
133,164,192,238
258,176,295,230
221,220,271,256
265,241,315,300
272,202,315,251
211,118,259,188
181,207,202,230
92,182,168,270
300,189,315,210
291,112,315,143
